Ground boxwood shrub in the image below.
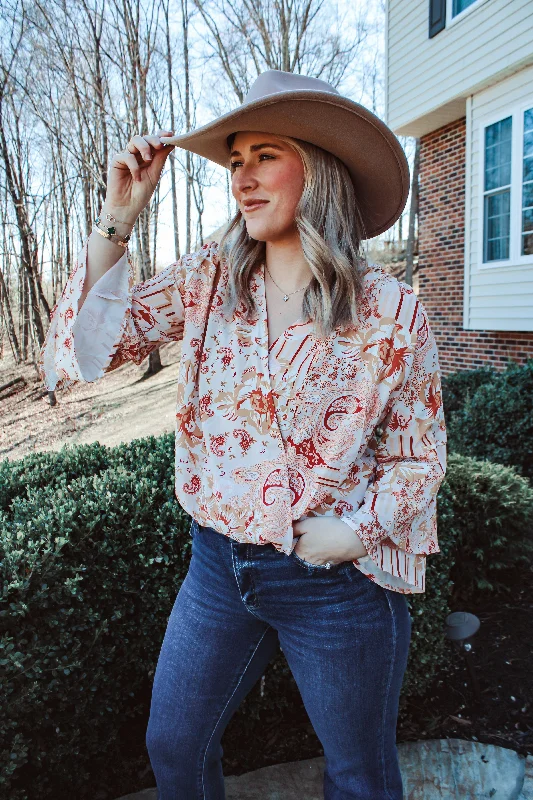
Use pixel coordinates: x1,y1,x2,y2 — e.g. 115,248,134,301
441,364,496,416
444,359,533,480
438,453,533,600
1,436,531,799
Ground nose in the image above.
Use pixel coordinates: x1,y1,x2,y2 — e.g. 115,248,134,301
232,162,259,200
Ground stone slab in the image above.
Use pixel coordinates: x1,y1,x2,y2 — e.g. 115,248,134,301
116,738,531,799
518,755,533,800
400,739,526,800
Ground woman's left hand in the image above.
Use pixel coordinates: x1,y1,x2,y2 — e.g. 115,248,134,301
292,516,369,565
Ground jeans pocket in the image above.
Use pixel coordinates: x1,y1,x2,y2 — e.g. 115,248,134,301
291,550,339,571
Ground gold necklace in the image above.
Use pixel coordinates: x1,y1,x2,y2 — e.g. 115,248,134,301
265,263,311,302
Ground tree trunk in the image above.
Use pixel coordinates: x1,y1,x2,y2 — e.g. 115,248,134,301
181,0,192,253
0,266,21,363
405,138,419,288
163,0,181,260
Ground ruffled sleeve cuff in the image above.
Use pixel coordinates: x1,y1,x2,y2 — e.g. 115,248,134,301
351,547,426,594
38,239,134,391
339,515,434,594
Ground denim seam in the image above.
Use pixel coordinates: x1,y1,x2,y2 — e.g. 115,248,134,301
200,627,272,799
381,590,399,800
230,542,264,620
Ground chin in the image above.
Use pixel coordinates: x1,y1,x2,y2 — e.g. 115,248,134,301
245,226,268,242
245,224,281,242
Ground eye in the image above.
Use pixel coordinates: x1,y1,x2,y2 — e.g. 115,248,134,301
230,153,275,172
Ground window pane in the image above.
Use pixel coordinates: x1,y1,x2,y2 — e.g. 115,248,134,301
523,183,533,208
483,117,512,262
484,191,510,261
523,208,533,233
522,107,533,256
484,117,512,191
453,0,477,16
523,153,533,183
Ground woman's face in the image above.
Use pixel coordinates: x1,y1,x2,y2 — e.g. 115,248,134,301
230,131,305,243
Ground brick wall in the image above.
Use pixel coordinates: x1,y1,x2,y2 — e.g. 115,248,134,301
417,117,533,376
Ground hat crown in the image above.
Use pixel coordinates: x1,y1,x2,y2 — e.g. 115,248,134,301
244,69,340,105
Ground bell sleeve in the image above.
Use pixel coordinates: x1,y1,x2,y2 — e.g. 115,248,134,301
38,238,186,392
337,299,447,594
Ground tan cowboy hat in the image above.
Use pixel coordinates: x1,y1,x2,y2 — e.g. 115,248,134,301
160,69,409,240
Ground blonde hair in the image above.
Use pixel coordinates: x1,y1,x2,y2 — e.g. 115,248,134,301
218,132,369,340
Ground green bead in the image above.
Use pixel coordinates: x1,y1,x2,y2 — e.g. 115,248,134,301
108,226,116,234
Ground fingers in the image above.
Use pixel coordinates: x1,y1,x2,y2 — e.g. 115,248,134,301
111,131,175,182
127,134,154,162
112,151,144,181
155,128,175,142
159,133,176,145
126,131,175,160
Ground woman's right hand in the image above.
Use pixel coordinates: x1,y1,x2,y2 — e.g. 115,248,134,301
104,129,176,224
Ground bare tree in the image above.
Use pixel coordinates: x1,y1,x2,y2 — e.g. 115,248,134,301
191,0,369,108
0,7,47,347
0,0,381,406
404,138,419,288
162,0,182,260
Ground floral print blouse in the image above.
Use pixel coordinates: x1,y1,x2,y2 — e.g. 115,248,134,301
38,238,447,595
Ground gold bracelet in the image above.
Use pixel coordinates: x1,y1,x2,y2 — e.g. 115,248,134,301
92,224,129,248
101,211,135,227
95,214,134,238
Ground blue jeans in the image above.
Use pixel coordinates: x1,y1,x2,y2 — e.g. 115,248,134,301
146,520,412,799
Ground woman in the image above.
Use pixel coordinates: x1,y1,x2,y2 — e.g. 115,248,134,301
39,70,447,799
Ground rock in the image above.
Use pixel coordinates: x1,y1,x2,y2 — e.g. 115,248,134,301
115,738,531,799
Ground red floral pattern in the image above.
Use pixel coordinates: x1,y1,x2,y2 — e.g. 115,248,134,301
38,238,447,594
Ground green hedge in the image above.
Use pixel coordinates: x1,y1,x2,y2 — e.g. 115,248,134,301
1,436,532,799
441,364,496,416
444,359,533,481
437,454,533,600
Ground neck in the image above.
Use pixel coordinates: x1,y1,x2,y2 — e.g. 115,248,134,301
264,230,313,291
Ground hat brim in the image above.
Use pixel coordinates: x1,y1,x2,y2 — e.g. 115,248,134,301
161,90,409,240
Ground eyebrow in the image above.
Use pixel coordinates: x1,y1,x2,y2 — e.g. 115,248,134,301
229,142,285,158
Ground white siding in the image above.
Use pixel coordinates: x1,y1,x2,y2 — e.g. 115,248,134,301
464,65,533,331
387,0,533,137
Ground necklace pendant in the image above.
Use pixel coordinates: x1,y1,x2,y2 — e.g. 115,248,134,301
283,295,289,302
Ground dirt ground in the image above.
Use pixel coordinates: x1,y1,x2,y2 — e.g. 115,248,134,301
0,342,183,462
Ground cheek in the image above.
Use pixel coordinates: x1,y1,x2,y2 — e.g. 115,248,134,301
269,165,304,215
268,160,303,191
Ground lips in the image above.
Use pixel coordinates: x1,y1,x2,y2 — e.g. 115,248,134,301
243,200,268,212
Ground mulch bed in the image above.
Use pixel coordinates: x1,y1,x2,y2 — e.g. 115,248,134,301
398,570,532,758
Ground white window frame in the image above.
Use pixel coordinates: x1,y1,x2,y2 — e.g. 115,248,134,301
446,0,490,28
476,97,533,272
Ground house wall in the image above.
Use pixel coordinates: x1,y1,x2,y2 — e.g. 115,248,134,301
418,117,533,375
386,0,533,137
465,65,533,331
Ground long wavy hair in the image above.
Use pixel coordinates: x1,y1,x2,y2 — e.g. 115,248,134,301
217,132,369,340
